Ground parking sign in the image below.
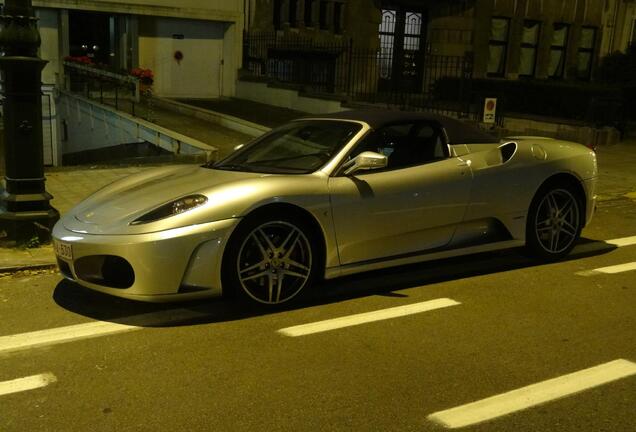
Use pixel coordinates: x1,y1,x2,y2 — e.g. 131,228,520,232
483,98,497,124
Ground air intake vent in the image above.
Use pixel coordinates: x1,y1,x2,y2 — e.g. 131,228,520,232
499,142,517,163
74,255,135,289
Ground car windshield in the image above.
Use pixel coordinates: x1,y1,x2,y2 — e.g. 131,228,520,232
210,120,362,174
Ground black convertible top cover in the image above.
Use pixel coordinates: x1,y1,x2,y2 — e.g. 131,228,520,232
304,110,498,144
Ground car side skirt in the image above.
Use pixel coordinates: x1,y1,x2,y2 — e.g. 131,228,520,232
324,239,526,279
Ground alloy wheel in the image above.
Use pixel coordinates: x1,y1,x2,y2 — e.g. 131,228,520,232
236,221,312,305
534,189,580,254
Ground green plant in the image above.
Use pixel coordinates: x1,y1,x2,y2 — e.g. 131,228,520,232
20,235,41,249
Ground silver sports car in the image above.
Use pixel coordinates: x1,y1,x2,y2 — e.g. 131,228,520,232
52,111,597,306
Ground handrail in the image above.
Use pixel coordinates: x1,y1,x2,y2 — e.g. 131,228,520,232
63,61,143,102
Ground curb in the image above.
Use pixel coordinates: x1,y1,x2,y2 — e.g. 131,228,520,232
0,263,58,274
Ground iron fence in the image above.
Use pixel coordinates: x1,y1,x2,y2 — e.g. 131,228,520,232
243,31,474,117
63,62,154,120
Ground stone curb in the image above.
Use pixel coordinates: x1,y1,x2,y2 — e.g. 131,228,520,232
0,263,58,274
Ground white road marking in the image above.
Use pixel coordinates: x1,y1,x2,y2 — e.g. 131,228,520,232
605,235,636,247
0,309,207,356
574,235,636,254
576,262,636,276
427,359,636,429
0,373,57,397
278,298,460,337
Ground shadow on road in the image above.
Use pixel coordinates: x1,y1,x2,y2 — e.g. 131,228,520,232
52,238,617,327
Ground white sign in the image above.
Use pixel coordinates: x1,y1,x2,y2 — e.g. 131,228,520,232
483,97,497,124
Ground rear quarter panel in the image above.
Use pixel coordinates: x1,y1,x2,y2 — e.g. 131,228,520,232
460,139,596,240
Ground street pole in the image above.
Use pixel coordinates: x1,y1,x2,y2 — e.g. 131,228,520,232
0,0,59,244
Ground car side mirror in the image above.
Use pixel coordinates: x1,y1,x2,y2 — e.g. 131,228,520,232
343,151,388,176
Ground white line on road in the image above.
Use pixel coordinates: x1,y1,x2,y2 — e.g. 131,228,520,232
605,235,636,247
427,359,636,429
0,373,57,397
576,262,636,276
0,309,208,356
574,235,636,254
278,298,460,337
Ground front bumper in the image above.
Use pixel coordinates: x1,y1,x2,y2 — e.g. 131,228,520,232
52,218,240,302
583,177,597,227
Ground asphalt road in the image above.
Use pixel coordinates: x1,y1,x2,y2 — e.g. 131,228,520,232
1,194,635,431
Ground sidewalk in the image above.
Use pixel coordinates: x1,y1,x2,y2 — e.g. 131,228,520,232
1,166,153,272
1,99,635,273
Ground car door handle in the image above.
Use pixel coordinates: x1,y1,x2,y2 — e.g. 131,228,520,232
457,159,472,167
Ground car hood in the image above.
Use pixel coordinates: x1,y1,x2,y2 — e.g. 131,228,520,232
63,165,269,234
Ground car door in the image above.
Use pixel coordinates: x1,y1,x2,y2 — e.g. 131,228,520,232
328,121,473,265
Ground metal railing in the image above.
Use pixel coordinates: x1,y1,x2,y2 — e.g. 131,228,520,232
63,62,153,120
243,31,474,117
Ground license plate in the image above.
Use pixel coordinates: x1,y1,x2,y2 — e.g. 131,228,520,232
54,240,73,261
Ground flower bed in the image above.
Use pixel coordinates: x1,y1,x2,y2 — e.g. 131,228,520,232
64,56,154,86
131,68,154,85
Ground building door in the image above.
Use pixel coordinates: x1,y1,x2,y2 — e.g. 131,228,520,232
378,5,427,92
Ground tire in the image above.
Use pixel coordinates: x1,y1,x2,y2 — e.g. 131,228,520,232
525,184,583,260
222,212,319,307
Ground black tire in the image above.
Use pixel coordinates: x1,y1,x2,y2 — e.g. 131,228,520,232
222,211,319,307
525,184,583,261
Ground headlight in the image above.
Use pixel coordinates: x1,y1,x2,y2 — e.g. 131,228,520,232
131,195,208,225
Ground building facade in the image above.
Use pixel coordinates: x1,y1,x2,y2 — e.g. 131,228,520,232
34,0,244,99
472,0,605,80
600,0,636,56
246,0,617,85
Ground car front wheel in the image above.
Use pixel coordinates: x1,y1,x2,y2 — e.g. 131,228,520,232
224,214,317,306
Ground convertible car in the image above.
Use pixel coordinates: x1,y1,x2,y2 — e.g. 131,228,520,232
52,110,597,306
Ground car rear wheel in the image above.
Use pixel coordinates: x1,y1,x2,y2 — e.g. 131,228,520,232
526,186,582,260
224,214,317,306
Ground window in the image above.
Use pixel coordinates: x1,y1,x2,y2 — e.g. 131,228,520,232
488,17,510,76
549,23,569,78
333,2,343,34
319,1,328,30
304,0,314,27
519,20,540,77
403,11,424,78
378,9,396,79
273,0,283,30
349,122,447,172
377,8,424,84
289,0,298,27
576,27,596,79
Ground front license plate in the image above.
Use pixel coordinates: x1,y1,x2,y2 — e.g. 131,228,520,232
54,240,73,261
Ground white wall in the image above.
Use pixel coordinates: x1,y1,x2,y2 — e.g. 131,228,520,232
139,17,226,98
35,10,62,166
236,81,347,114
37,8,61,86
42,85,60,166
59,92,216,158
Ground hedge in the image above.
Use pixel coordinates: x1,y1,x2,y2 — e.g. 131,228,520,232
432,77,627,127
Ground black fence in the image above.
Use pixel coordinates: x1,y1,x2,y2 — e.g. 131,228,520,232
243,31,474,118
63,62,154,120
